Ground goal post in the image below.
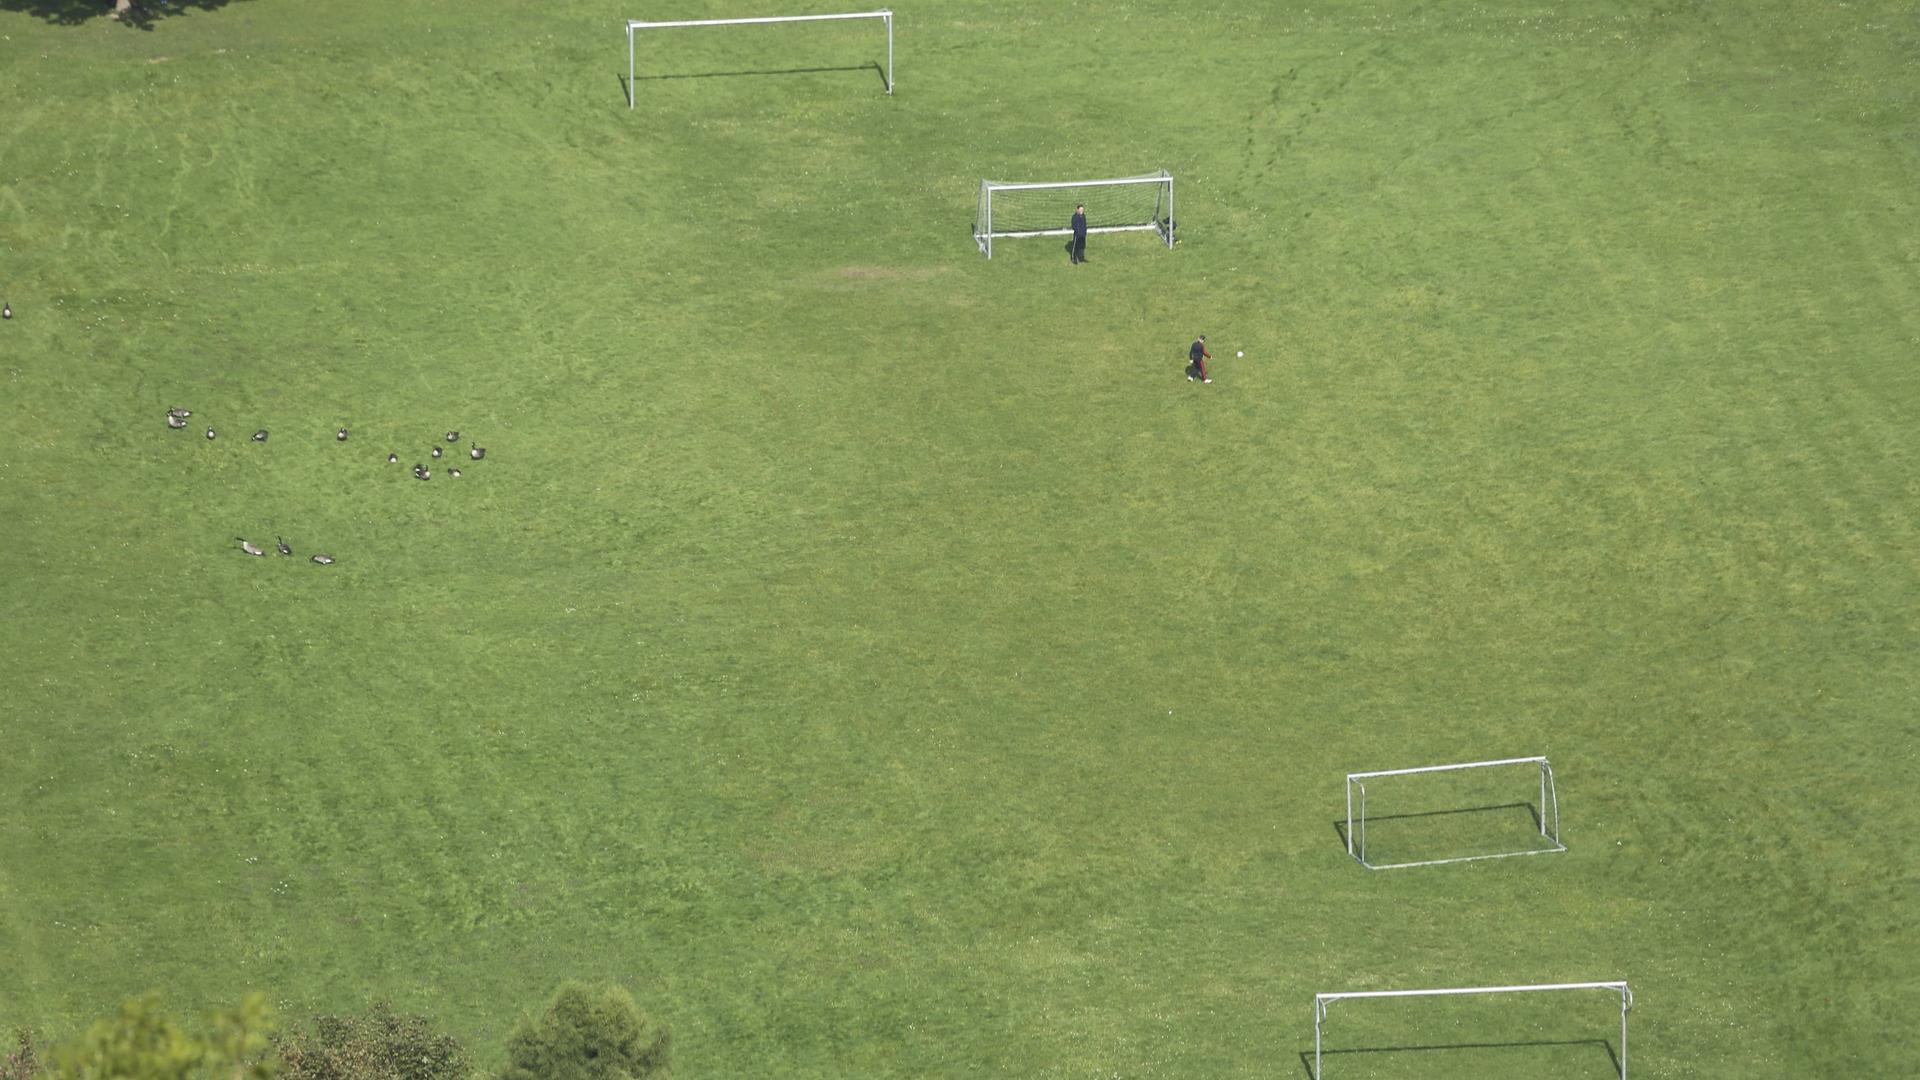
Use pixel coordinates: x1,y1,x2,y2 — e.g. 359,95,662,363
1313,981,1632,1080
1346,755,1565,869
625,9,893,106
973,172,1174,258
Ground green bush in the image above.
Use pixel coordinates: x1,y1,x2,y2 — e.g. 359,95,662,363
2,1030,44,1080
45,993,275,1079
495,985,667,1080
274,1004,469,1080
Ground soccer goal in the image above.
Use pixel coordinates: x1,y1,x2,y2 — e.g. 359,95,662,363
1345,755,1564,869
973,172,1174,258
624,9,893,107
1312,982,1632,1079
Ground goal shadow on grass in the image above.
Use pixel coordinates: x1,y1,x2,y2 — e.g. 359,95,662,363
620,61,887,97
1331,802,1549,864
1297,1037,1621,1079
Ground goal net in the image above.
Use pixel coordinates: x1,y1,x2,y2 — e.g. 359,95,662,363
1312,982,1632,1080
1345,756,1564,869
624,9,894,107
973,171,1174,258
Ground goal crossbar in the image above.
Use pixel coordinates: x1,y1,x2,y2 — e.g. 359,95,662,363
1349,755,1551,780
625,9,893,105
981,177,1171,193
1313,981,1632,1079
1346,755,1564,869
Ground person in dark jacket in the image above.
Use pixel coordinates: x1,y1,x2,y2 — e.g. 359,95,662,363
1188,334,1212,383
1070,204,1088,264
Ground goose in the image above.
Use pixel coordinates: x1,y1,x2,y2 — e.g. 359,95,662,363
448,468,462,478
166,413,188,429
235,537,265,557
276,537,292,556
412,463,426,479
251,429,269,442
469,443,486,460
1,303,10,320
388,453,399,464
336,428,349,441
418,468,432,481
445,431,459,442
311,553,335,566
167,407,192,419
431,447,442,459
206,427,216,441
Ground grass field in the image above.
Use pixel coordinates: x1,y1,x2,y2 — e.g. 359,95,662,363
2,0,1917,1075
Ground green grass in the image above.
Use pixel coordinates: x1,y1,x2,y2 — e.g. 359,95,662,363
2,0,1917,1075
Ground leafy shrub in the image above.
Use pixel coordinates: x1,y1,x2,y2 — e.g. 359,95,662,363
495,984,668,1080
274,1003,470,1080
45,993,275,1079
2,1030,43,1080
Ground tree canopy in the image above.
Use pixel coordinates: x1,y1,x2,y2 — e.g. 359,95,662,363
274,1003,470,1080
44,993,276,1080
496,984,669,1080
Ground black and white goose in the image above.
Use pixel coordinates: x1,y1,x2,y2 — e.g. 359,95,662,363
448,468,462,478
431,447,442,459
236,537,265,557
311,553,335,566
469,443,485,460
445,431,459,442
206,426,216,441
252,429,269,442
336,428,349,441
388,453,399,464
167,407,192,419
166,413,188,429
276,537,292,556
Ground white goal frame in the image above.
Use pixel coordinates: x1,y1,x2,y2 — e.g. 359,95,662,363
1346,755,1564,869
625,9,893,107
973,172,1174,259
1313,982,1632,1080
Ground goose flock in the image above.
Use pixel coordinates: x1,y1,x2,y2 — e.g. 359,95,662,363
171,406,495,565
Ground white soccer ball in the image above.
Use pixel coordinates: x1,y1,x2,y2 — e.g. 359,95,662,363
1236,350,1244,358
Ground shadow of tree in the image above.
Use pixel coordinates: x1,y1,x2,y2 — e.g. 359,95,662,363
0,0,252,30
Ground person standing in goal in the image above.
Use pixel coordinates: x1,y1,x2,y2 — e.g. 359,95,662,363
1070,204,1088,264
1188,334,1212,383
